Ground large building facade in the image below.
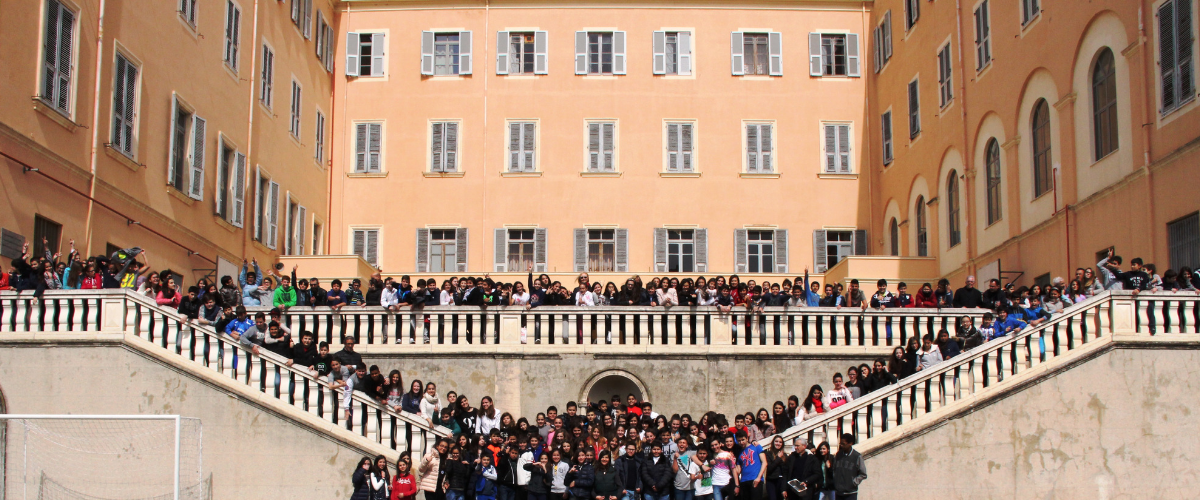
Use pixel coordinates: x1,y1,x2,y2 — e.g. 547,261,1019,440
2,0,1198,286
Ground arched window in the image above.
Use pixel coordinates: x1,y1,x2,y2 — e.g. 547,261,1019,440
1032,99,1053,197
1092,48,1118,160
947,170,961,247
889,218,899,256
915,196,928,256
986,138,1002,225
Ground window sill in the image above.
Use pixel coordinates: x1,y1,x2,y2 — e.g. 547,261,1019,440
167,187,196,206
1020,13,1042,36
938,101,955,117
424,74,468,80
739,172,780,179
501,74,543,79
104,145,142,172
31,99,81,133
500,171,542,177
251,240,274,254
659,172,701,178
347,172,388,178
738,75,776,80
660,74,696,80
423,171,465,178
817,173,858,180
580,171,622,177
975,61,993,81
582,75,620,79
214,215,238,232
223,62,240,83
985,217,1004,229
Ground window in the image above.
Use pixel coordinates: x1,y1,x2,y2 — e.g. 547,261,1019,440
1168,212,1200,271
290,203,307,256
986,138,1002,225
587,121,616,172
873,12,893,73
311,222,323,255
732,32,781,76
315,13,334,72
420,31,472,76
291,0,312,39
1159,0,1196,114
1022,0,1040,26
230,151,247,227
42,0,76,115
223,1,241,71
353,122,382,173
435,33,461,75
938,44,953,107
507,229,535,271
825,231,852,271
352,228,379,266
587,229,616,272
346,33,385,77
1032,99,1053,197
947,170,961,247
428,229,457,272
653,31,692,75
667,229,695,272
111,52,139,158
974,0,991,70
665,122,694,172
575,31,626,75
908,78,921,139
314,110,325,164
285,199,297,254
33,215,62,259
882,111,894,165
809,32,859,77
508,122,537,172
745,230,775,273
498,32,549,75
168,96,205,200
905,0,920,30
915,196,928,256
179,0,197,27
430,122,459,172
823,123,852,173
216,141,234,220
743,33,770,75
289,80,301,139
745,123,774,173
1092,49,1119,160
253,168,279,248
589,33,613,74
260,44,273,108
889,218,899,256
821,35,846,75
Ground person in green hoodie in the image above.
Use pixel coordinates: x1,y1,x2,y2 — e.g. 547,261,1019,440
273,265,298,308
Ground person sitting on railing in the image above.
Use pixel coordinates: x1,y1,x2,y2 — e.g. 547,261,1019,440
989,309,1026,341
177,286,202,320
936,330,961,360
868,279,895,309
915,334,944,371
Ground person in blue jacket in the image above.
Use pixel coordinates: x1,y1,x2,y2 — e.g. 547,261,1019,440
989,309,1027,340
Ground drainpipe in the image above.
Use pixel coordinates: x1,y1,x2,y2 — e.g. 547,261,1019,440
243,0,262,260
83,0,109,256
953,0,975,272
1137,3,1157,260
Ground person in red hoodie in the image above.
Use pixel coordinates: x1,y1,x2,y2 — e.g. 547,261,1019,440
391,458,418,500
913,282,938,308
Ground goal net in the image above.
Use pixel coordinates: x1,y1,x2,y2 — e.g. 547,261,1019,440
1,415,206,500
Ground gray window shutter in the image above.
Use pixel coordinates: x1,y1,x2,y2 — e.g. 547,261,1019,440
509,123,521,171
695,228,708,272
371,33,386,76
730,32,744,75
653,31,667,75
345,33,360,76
523,123,536,171
267,181,280,249
588,123,600,171
431,122,443,171
189,115,206,200
573,228,587,272
761,124,773,172
824,124,836,172
303,0,312,38
416,228,430,272
168,98,180,187
734,229,748,272
854,229,868,256
455,228,469,272
496,31,509,75
353,230,365,259
653,228,667,272
297,205,307,255
613,31,626,75
458,31,472,74
873,26,882,73
354,123,367,172
838,124,851,172
252,165,262,240
421,31,435,75
534,31,549,74
366,230,379,266
768,32,783,76
809,32,823,76
368,123,382,172
678,32,692,75
575,31,587,75
445,122,458,171
774,229,788,273
813,230,828,272
494,228,507,271
534,228,548,272
883,11,893,59
602,123,615,171
615,228,629,272
231,152,246,227
846,33,860,77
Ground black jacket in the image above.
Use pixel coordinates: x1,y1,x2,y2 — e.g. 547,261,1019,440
351,468,371,500
333,349,365,371
177,296,202,319
640,456,673,494
309,285,328,306
593,465,625,497
444,459,473,491
785,451,820,490
765,451,788,480
524,463,552,494
566,463,595,498
497,456,520,487
291,343,319,368
952,287,984,308
615,455,642,492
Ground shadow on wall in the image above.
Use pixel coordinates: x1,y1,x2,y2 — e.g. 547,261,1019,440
585,374,643,407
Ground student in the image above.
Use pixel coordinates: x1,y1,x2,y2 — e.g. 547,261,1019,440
916,334,944,371
524,452,553,500
691,446,714,500
641,443,673,500
671,437,698,500
832,434,867,500
735,431,766,500
327,279,348,311
762,436,788,500
709,438,737,500
566,449,596,500
443,446,473,500
990,309,1027,340
420,439,449,500
822,374,854,410
812,443,835,500
392,458,418,500
352,457,373,500
371,455,392,500
549,449,571,500
868,279,895,309
593,451,624,500
475,454,499,500
616,443,643,500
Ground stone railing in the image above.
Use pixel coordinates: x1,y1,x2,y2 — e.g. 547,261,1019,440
0,289,450,462
766,291,1200,453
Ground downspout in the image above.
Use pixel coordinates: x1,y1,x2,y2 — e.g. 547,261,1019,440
242,0,263,259
483,0,490,272
83,0,109,256
862,2,875,252
954,0,975,273
1137,3,1157,260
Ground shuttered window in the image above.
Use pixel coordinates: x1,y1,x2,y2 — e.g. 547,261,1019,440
289,80,301,139
947,170,962,247
905,0,920,30
881,111,893,165
224,1,241,71
315,13,334,72
422,31,471,76
974,0,991,70
908,78,921,139
231,152,246,228
216,142,234,220
260,44,274,108
743,33,770,75
938,44,953,107
291,0,312,39
587,122,616,172
823,123,852,173
430,122,459,172
179,0,197,27
821,35,847,75
1031,99,1053,197
1022,0,1040,26
435,33,462,75
745,123,773,173
315,110,326,164
1168,213,1200,271
499,32,547,75
873,12,892,73
168,99,192,192
507,229,535,271
889,219,900,256
1158,0,1196,114
587,229,616,272
1092,49,1119,160
111,52,139,157
353,229,380,266
985,138,1003,225
914,196,928,256
509,122,537,172
353,122,382,173
346,33,385,77
665,122,694,172
428,229,457,272
653,31,692,75
43,0,76,114
746,230,775,274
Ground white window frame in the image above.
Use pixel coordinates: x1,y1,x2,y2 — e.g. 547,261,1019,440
178,0,198,29
745,229,775,274
429,120,461,173
41,0,79,117
260,41,274,108
973,0,991,71
821,121,853,174
352,121,383,173
1021,0,1041,27
291,0,312,39
585,120,618,172
507,120,538,172
314,109,326,166
253,166,280,249
505,228,537,272
937,42,954,108
350,226,381,267
820,33,848,76
215,135,238,221
824,230,853,270
663,120,696,172
428,228,458,273
346,32,386,77
666,229,696,273
285,194,307,256
653,30,693,76
881,110,894,165
110,46,141,160
223,0,242,73
289,78,301,139
743,121,775,173
498,31,548,75
586,229,617,272
167,94,206,200
905,0,920,31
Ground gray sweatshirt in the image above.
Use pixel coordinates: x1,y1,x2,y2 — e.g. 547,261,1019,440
832,448,867,494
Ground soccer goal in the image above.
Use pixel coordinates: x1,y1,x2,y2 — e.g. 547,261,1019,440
1,415,206,500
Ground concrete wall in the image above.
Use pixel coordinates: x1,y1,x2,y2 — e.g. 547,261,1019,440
0,339,378,500
862,346,1200,499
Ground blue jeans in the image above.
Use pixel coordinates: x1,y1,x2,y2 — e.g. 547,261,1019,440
817,492,835,500
674,490,695,500
499,485,517,500
646,492,671,500
712,485,727,500
620,491,638,500
448,490,465,500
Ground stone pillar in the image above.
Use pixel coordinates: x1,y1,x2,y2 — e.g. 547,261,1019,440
101,297,127,333
494,356,523,419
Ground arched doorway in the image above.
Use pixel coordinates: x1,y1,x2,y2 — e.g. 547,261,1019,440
579,370,649,407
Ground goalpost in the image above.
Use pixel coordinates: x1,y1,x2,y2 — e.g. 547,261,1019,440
1,415,205,500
